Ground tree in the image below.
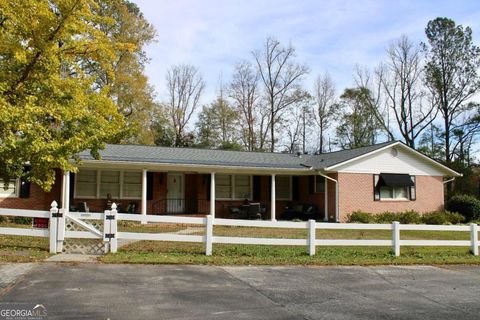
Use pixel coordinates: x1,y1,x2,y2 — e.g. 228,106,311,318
423,17,480,164
283,91,314,154
196,90,239,149
313,72,337,153
335,88,380,149
372,36,437,148
229,61,261,151
164,64,205,147
0,0,128,190
93,0,157,145
253,37,309,152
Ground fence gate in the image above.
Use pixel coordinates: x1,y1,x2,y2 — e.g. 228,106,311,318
62,212,106,255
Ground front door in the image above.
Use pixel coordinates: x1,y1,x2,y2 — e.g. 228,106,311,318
167,173,184,213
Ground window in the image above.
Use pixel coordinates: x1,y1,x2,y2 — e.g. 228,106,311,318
374,173,415,201
315,176,325,193
216,174,232,199
215,175,252,200
123,172,142,198
76,170,97,198
276,176,292,200
75,169,142,199
234,175,252,199
100,171,120,198
0,178,18,198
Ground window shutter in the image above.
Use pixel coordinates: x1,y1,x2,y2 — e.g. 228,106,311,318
147,172,154,200
19,166,31,198
253,176,261,201
308,176,314,194
409,176,416,201
292,176,300,201
373,174,380,201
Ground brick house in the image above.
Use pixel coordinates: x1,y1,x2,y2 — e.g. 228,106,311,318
0,141,460,222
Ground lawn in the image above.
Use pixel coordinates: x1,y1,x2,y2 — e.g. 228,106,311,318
100,225,480,265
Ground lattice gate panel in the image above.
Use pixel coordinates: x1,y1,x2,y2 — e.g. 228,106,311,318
63,218,106,255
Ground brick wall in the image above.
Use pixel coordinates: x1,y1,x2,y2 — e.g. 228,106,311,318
337,172,444,221
0,170,62,211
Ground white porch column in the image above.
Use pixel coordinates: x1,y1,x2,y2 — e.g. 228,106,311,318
324,177,328,222
141,169,147,224
335,181,339,222
60,171,66,210
271,174,276,221
64,172,70,213
210,172,215,218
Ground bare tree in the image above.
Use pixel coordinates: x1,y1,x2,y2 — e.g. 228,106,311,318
229,61,261,151
165,64,205,146
283,90,314,153
313,72,336,153
372,36,436,148
253,37,309,152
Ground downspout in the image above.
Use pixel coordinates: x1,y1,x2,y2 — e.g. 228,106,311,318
316,171,339,223
443,177,456,185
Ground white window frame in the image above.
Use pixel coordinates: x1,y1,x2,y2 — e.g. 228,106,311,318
314,175,325,193
0,178,20,198
215,174,253,201
275,175,292,201
74,169,143,200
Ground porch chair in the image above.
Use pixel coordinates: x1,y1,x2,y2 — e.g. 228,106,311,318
247,203,262,220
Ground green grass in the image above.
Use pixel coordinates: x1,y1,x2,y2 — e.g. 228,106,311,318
100,226,480,265
0,235,51,262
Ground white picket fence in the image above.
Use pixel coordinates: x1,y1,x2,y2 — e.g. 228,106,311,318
0,201,479,257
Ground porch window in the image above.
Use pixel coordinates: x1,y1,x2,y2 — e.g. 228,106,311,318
123,172,142,198
234,175,252,199
75,169,142,199
215,174,252,200
0,178,18,198
76,170,97,198
275,176,292,200
100,171,120,198
216,174,232,199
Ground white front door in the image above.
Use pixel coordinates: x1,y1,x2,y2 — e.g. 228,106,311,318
167,173,184,213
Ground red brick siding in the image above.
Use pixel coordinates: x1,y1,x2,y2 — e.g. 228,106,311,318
337,173,444,221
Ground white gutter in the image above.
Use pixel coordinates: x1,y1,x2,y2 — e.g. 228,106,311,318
316,171,339,223
443,177,456,185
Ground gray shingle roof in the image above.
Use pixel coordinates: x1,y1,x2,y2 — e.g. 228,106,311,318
79,141,397,171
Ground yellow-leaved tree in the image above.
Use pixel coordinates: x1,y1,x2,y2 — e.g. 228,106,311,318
0,0,139,190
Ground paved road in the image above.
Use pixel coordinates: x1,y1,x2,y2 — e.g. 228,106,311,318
1,263,480,319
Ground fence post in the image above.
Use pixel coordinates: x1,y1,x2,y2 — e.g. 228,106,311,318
56,208,65,253
49,201,58,254
110,203,118,253
392,221,400,257
205,215,213,256
470,223,478,256
308,219,316,256
103,207,111,254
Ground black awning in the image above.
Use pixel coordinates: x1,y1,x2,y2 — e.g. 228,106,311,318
378,173,414,187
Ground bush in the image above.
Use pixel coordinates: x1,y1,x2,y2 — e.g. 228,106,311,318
446,194,480,222
374,212,397,224
421,210,465,225
346,211,375,223
397,210,422,224
9,216,32,225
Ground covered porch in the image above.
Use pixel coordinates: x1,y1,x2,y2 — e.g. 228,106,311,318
60,163,339,222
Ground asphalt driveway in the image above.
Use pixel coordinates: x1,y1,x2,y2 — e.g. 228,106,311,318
1,263,480,319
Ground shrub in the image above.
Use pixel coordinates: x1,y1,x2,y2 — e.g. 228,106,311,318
397,210,422,224
374,212,397,224
421,210,465,225
446,194,480,222
346,211,375,223
9,216,32,225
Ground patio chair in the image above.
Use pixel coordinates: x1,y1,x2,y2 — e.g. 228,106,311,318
78,202,90,213
248,203,262,220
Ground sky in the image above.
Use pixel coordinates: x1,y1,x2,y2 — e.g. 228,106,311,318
132,0,480,103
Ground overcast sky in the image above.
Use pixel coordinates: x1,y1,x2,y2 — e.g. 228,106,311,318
132,0,480,103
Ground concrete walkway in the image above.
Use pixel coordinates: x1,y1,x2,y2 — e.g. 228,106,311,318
1,264,480,319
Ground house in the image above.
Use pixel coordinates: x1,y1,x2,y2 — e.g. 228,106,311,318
0,141,461,222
